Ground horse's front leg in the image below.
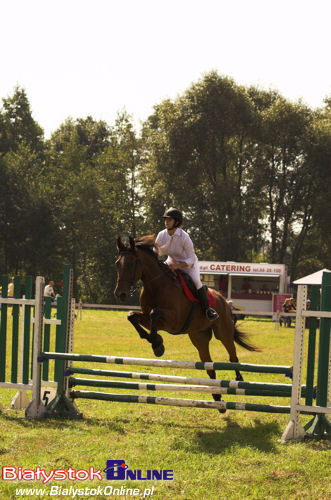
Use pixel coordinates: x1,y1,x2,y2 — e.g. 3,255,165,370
149,308,165,357
127,310,165,357
127,311,152,343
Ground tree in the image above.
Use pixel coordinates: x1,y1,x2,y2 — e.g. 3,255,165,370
46,112,143,302
0,87,51,275
256,98,319,277
0,86,44,157
141,72,264,260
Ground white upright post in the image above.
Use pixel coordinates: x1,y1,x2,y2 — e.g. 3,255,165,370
25,277,46,418
281,285,307,441
10,296,30,409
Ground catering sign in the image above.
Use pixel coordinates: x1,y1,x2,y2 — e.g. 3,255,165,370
199,261,286,275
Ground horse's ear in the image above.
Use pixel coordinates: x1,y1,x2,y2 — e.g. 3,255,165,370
117,237,124,252
129,236,135,250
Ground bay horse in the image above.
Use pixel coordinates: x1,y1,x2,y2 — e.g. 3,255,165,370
114,235,259,409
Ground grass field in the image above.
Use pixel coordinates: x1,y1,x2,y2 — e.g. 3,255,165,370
0,311,330,499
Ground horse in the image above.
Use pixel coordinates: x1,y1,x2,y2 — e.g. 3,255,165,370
114,235,259,409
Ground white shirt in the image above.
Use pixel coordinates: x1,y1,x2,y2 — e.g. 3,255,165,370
155,228,197,267
44,285,54,297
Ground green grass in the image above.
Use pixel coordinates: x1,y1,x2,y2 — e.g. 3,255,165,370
0,311,330,499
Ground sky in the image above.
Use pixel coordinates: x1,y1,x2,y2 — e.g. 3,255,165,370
1,0,330,138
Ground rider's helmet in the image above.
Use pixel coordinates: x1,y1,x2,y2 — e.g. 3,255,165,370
163,208,183,227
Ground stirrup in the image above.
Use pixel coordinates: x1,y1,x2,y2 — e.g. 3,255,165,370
206,307,219,321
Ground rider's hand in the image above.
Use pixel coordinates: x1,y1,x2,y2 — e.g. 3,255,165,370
169,262,179,272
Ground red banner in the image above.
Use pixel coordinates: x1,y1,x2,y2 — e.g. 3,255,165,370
272,293,292,312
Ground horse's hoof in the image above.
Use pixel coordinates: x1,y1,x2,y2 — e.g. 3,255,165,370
153,343,165,357
218,408,227,414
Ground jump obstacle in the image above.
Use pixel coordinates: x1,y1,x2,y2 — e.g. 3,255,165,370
0,265,75,412
0,266,330,440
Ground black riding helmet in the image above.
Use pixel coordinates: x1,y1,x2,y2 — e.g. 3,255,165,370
163,207,183,226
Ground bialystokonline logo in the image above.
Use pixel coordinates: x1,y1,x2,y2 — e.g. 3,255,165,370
2,462,173,484
103,461,173,480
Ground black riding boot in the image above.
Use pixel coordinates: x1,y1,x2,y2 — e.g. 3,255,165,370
197,286,219,321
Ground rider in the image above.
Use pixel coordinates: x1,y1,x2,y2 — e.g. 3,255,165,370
155,208,219,321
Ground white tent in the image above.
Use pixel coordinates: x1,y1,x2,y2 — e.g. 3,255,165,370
293,268,331,285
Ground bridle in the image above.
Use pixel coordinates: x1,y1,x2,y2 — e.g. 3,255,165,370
116,247,166,295
116,249,141,295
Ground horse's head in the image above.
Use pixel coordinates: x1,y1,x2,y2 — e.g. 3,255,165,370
114,236,142,302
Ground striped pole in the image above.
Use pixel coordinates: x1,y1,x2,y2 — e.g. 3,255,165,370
43,353,292,375
69,376,300,398
70,390,318,415
66,367,307,396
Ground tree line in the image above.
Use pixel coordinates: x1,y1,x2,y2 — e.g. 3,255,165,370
0,72,330,303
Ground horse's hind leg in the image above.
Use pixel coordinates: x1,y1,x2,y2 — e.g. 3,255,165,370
212,319,243,381
189,329,226,414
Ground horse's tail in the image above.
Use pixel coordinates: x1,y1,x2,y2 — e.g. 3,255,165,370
234,326,261,352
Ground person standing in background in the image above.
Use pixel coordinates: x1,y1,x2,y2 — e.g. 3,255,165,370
44,280,55,301
8,277,14,297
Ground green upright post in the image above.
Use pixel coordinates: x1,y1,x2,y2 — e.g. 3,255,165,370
42,297,52,381
54,264,72,392
306,272,331,439
0,275,8,382
305,285,318,406
22,277,32,385
11,276,21,383
54,296,64,389
44,264,82,419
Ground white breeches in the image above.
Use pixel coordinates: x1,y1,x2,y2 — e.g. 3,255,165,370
180,263,203,290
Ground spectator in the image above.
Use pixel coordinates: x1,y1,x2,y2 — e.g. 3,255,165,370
8,277,14,297
305,299,311,328
44,280,55,301
280,298,295,327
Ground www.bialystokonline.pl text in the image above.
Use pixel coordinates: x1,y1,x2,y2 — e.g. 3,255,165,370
15,485,155,497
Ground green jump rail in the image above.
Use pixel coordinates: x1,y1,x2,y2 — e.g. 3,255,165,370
69,390,317,414
68,376,305,398
42,352,293,375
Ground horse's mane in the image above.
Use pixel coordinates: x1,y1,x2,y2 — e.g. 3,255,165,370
134,234,175,279
134,234,156,252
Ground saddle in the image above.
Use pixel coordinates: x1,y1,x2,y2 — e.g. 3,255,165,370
176,270,216,308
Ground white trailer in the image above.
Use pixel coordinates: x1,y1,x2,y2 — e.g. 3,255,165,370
199,261,288,313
